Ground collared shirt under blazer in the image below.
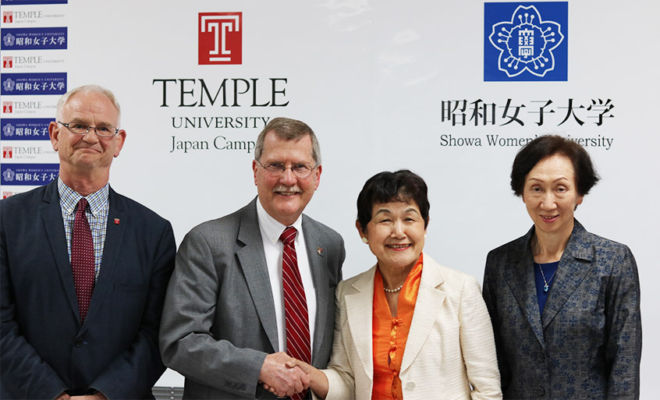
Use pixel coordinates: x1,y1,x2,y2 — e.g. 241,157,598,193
0,180,176,399
159,198,345,400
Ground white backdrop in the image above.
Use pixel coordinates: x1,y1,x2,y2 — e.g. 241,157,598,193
1,0,658,396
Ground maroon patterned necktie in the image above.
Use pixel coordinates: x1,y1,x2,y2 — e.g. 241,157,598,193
280,226,311,400
71,198,95,322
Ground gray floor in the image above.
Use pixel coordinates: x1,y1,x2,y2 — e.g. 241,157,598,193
152,386,184,400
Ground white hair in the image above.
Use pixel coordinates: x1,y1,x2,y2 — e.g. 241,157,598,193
55,84,121,123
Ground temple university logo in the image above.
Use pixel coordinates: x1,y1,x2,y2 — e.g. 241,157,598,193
484,2,567,81
2,147,12,159
2,11,13,24
3,56,13,69
198,12,242,65
3,102,13,113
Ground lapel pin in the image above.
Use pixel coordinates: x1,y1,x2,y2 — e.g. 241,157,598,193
317,247,324,256
113,218,120,225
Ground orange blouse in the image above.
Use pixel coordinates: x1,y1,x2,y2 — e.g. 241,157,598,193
371,254,423,400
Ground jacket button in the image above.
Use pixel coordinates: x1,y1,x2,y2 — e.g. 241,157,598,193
405,382,415,391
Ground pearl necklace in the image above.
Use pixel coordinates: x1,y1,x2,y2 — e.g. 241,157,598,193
384,284,403,293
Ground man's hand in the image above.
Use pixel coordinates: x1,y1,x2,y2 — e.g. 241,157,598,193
259,352,310,397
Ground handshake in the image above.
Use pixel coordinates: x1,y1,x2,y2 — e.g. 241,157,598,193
259,352,316,398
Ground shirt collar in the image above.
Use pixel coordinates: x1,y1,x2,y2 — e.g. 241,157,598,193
255,197,304,245
58,177,110,217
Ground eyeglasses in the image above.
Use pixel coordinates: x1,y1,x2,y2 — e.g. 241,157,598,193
57,121,120,138
255,159,317,178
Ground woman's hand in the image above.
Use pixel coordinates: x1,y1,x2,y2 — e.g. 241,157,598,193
260,352,310,398
263,357,330,399
287,358,330,399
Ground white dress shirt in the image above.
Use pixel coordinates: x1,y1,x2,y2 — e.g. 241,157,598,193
256,199,317,353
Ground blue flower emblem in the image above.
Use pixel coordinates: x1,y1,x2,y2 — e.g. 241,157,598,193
488,5,564,78
2,78,16,92
2,33,15,47
3,123,15,137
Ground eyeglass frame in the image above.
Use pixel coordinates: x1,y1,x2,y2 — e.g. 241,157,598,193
57,120,120,138
255,159,319,179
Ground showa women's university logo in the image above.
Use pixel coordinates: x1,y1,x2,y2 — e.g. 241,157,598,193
2,33,16,47
484,2,567,81
3,122,16,137
2,168,15,183
2,78,16,92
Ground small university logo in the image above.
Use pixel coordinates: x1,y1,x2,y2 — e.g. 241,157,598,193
3,33,16,47
2,147,13,159
2,11,13,24
2,78,16,92
484,2,567,81
2,168,15,182
198,12,242,65
2,102,13,114
2,191,15,199
2,122,15,137
3,56,13,69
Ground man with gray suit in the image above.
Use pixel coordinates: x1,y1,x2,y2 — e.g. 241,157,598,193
159,117,345,399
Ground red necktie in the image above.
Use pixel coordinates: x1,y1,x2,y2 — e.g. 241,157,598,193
280,227,311,400
71,198,95,322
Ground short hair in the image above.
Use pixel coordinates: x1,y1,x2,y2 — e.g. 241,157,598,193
254,117,321,164
356,169,430,232
510,135,600,196
56,84,121,123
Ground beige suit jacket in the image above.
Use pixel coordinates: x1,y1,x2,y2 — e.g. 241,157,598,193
323,254,502,400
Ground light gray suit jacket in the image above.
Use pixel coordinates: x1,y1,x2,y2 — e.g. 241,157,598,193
159,198,345,399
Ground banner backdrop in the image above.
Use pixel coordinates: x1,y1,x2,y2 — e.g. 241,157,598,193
2,0,658,394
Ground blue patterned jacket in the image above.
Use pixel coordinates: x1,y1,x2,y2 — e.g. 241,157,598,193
483,220,641,399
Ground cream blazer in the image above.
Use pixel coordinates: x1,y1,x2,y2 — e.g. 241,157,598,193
323,254,502,400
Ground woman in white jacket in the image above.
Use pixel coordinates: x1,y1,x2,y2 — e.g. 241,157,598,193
269,170,502,400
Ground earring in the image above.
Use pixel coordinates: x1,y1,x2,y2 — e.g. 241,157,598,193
361,237,368,244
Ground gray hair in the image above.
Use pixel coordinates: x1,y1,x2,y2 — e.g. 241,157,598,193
56,84,121,123
254,117,321,164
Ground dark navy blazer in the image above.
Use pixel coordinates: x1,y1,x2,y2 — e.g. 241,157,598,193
483,220,641,399
0,180,176,399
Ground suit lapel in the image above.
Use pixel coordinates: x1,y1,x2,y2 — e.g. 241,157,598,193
236,199,279,351
85,187,125,326
301,216,330,365
502,229,545,348
344,267,376,380
541,221,594,328
400,255,446,373
40,181,79,321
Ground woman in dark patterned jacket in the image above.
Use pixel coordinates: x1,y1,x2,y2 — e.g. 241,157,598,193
483,135,641,399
